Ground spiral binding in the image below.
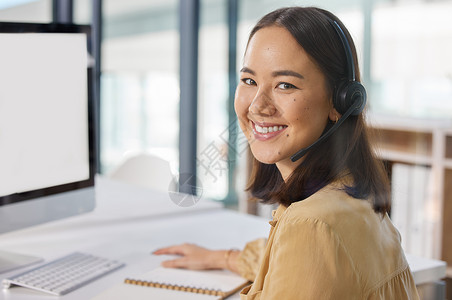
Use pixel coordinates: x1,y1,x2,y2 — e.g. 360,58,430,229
124,278,227,297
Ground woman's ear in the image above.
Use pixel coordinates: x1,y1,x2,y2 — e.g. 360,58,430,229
329,108,341,123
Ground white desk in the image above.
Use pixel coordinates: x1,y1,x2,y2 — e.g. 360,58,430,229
0,176,447,300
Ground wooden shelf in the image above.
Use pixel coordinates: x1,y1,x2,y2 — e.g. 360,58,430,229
378,149,432,166
378,151,452,169
371,114,452,276
447,267,452,278
445,159,452,170
367,113,452,132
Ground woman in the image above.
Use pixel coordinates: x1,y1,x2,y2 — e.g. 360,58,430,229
154,7,419,299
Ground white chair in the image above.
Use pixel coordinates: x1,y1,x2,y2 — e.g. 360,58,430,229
108,153,175,192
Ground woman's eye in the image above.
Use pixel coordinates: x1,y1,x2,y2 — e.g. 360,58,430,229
242,78,256,86
277,82,296,90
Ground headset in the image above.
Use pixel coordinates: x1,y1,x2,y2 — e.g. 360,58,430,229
290,18,367,162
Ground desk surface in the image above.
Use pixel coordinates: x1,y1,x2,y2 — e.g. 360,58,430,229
0,176,447,300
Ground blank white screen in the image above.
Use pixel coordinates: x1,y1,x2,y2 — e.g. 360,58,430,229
0,33,89,197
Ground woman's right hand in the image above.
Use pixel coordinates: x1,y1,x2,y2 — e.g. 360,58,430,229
152,243,240,273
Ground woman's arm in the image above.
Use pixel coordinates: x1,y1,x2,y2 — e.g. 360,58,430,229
153,238,266,281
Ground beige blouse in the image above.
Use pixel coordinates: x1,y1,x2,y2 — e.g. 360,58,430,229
237,182,420,299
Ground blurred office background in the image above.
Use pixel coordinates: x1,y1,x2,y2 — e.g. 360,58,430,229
1,0,452,294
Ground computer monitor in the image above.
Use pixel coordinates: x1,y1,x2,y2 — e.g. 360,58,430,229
0,22,96,272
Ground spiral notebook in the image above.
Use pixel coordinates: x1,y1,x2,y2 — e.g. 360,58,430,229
123,267,250,299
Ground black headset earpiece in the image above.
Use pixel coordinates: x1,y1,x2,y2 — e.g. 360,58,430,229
334,80,366,116
328,19,367,116
290,18,367,162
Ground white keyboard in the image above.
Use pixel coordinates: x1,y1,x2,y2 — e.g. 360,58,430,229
2,252,125,296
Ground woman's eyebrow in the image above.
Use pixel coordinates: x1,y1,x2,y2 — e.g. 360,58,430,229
240,67,255,75
239,67,304,80
272,70,304,79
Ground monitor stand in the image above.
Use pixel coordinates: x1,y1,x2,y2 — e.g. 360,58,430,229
0,250,43,274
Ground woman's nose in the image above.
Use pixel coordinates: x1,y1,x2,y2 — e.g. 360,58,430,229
248,91,276,117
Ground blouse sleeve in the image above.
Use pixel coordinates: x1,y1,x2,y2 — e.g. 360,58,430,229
260,218,362,299
236,238,267,282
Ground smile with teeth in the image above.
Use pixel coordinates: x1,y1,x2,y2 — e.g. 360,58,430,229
255,124,285,134
250,121,288,141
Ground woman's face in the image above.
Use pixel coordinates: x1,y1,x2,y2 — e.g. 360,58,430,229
234,25,337,180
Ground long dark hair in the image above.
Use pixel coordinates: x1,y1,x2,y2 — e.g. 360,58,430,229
245,7,390,214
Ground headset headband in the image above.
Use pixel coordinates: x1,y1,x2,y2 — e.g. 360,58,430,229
328,19,355,82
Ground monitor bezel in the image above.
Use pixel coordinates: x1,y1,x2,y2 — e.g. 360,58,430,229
0,22,96,206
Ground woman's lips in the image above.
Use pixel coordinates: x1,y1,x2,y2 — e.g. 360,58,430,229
250,120,287,141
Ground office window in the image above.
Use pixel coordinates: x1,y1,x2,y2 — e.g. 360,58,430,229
100,0,179,175
370,1,452,118
0,0,51,22
197,0,229,200
73,0,91,24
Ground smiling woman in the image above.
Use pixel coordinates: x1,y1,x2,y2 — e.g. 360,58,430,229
153,6,420,299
